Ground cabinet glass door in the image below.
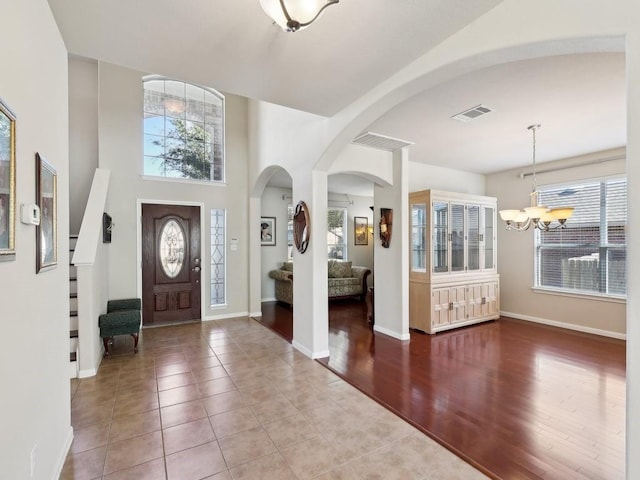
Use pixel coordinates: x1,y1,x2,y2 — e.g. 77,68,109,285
483,206,495,269
432,202,448,273
451,203,465,272
411,203,427,271
467,205,480,271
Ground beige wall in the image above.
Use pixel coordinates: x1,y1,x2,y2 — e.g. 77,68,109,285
68,58,99,234
86,61,250,318
487,148,626,336
0,0,71,478
260,186,292,300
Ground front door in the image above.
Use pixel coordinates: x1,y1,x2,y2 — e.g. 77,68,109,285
142,204,201,326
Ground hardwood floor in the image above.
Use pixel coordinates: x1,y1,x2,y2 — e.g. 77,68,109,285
257,300,626,480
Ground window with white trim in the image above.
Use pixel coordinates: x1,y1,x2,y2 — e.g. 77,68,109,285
327,208,347,260
210,209,226,306
287,204,294,260
143,78,225,182
535,177,626,297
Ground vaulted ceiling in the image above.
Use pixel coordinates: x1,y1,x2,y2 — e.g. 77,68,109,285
48,0,626,192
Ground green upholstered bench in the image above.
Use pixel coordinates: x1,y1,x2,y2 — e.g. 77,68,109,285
99,298,141,357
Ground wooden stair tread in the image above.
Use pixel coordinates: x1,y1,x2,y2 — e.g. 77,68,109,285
70,352,76,362
70,277,77,282
70,330,78,338
70,293,77,299
70,310,78,317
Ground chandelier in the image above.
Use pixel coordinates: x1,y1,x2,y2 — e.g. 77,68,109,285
259,0,339,32
499,124,574,231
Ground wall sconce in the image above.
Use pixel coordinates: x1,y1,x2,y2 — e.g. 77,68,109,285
379,208,392,248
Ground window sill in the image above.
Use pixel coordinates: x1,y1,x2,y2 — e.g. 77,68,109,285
531,287,626,304
141,175,227,187
209,303,228,310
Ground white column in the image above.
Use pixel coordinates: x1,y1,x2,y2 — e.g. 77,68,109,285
291,169,330,358
372,147,410,340
248,196,263,316
626,30,640,480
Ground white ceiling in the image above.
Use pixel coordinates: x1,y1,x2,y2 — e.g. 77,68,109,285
47,1,626,194
46,0,502,116
367,52,626,174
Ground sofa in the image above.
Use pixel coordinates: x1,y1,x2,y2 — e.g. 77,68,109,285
268,260,371,306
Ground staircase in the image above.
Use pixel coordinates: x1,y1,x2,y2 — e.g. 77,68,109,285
69,235,79,378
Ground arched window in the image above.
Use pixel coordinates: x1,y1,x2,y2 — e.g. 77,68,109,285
143,78,225,182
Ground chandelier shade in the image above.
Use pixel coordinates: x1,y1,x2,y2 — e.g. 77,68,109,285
259,0,339,32
498,124,574,231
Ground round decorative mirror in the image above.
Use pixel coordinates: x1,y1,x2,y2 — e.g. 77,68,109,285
293,201,310,254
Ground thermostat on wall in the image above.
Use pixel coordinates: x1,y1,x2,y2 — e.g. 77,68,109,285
20,204,41,225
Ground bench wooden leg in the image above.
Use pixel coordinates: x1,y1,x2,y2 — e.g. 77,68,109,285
132,333,139,353
103,337,110,357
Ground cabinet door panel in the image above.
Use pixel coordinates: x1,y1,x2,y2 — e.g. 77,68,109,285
483,206,495,270
468,283,484,319
451,203,465,272
431,287,451,327
483,281,499,316
411,203,427,272
467,205,480,271
432,202,448,273
450,285,468,323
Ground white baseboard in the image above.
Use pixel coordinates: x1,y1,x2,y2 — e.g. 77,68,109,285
312,349,331,359
291,340,312,358
78,367,98,378
68,360,77,379
54,426,74,480
501,311,626,340
203,311,249,322
373,325,411,341
261,297,276,303
249,311,262,318
291,340,330,359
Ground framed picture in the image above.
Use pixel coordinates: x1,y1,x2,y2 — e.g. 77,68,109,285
261,216,276,246
354,216,368,246
36,153,57,273
0,98,16,261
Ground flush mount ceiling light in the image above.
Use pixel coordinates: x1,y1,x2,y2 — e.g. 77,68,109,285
259,0,339,32
499,124,574,231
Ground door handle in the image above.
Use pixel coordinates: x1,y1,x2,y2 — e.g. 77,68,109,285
192,266,201,273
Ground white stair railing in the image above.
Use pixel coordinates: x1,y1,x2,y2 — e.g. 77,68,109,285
71,168,111,378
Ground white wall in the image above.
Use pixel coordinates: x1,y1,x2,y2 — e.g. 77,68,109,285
487,148,626,336
373,149,410,340
409,162,486,195
0,0,72,478
68,58,99,234
328,192,374,284
83,61,250,319
260,186,291,301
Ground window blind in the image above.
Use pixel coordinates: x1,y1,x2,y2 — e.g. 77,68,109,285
535,177,627,296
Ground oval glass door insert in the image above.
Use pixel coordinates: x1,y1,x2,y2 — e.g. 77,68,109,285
159,219,185,278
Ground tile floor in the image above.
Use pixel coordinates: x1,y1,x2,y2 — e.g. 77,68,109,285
62,317,488,480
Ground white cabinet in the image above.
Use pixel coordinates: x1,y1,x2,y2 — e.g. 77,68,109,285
409,190,500,334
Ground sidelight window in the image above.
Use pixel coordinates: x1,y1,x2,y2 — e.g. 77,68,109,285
210,209,226,306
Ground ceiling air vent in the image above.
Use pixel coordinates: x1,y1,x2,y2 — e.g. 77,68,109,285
352,132,414,152
451,104,494,123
